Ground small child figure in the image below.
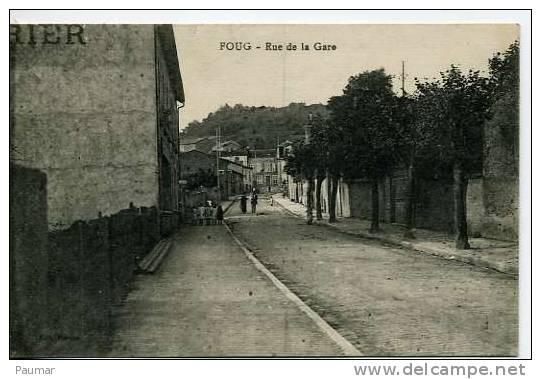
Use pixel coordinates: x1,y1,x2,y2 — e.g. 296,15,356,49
209,206,216,225
216,204,224,224
198,204,206,226
192,207,199,226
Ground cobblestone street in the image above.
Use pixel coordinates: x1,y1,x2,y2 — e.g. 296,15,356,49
226,197,518,356
108,196,518,357
109,220,345,357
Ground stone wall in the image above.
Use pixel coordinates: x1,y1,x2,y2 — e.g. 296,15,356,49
414,178,455,233
9,164,49,357
466,177,485,237
346,170,516,240
11,204,165,358
347,175,464,234
481,92,519,241
10,25,159,229
482,178,518,241
347,179,372,220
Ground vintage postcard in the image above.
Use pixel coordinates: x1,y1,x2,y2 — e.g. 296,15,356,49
9,17,525,359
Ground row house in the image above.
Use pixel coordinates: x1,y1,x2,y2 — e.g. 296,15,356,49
179,150,246,206
222,154,253,192
250,149,281,193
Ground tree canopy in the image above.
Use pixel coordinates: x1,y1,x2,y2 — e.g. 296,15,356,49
328,69,397,181
182,103,328,150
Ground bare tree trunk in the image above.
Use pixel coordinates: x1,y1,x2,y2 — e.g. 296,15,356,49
329,174,339,222
315,174,324,220
453,160,470,249
403,158,416,239
306,177,314,224
369,178,380,233
325,170,332,221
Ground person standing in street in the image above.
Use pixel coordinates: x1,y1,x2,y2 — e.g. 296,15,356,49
240,194,247,214
250,192,258,214
216,204,224,224
198,203,206,226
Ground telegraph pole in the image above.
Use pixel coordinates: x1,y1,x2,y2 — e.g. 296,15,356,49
276,136,281,192
401,60,406,97
216,124,221,201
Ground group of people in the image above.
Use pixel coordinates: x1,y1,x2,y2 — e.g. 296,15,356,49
192,201,224,226
239,189,259,214
192,189,261,226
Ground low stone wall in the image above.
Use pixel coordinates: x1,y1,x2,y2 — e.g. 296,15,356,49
10,188,177,357
346,172,517,240
45,205,162,356
9,164,49,357
160,210,182,237
482,177,518,241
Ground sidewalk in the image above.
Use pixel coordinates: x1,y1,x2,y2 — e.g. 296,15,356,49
222,197,237,214
272,196,518,277
109,224,346,357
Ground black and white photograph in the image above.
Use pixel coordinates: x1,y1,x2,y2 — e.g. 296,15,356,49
8,9,531,365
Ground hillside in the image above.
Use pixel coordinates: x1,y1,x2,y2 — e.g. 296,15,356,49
181,103,328,149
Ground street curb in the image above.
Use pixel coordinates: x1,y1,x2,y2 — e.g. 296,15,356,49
273,198,517,279
223,221,362,357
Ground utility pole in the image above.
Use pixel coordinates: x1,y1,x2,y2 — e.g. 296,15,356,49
401,60,406,97
216,124,221,201
276,136,281,192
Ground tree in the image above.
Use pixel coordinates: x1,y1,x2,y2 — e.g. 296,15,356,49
486,41,519,174
326,96,349,222
389,95,418,238
307,116,332,221
331,69,397,232
489,41,519,100
415,66,491,249
181,102,328,150
284,140,319,224
186,168,217,190
391,88,451,239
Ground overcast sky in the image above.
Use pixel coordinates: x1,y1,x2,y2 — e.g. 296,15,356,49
173,24,518,129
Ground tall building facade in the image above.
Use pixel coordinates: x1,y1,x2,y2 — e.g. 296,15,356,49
10,23,185,357
10,24,184,229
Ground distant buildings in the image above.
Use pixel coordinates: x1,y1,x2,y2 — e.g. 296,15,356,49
212,140,241,153
179,136,241,154
179,135,291,195
277,140,293,193
179,150,247,207
222,155,253,191
179,136,216,153
249,149,282,193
